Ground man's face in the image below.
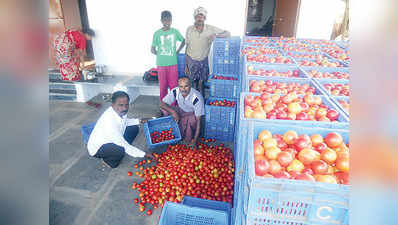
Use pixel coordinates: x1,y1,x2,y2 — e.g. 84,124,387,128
162,18,172,30
178,78,191,97
194,14,205,26
112,97,129,117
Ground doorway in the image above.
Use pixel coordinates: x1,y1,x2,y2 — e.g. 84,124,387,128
78,0,94,59
245,0,276,36
245,0,301,37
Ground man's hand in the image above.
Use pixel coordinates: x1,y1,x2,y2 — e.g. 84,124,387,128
145,152,156,160
190,139,198,149
171,112,180,123
210,34,216,41
140,118,149,124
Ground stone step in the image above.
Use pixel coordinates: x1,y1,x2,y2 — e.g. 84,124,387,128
49,93,77,101
49,82,76,91
50,89,77,95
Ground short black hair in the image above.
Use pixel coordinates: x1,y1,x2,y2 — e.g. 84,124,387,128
178,76,192,85
111,91,130,104
161,10,172,20
82,28,96,37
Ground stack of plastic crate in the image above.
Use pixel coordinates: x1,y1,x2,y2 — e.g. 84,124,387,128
204,37,241,142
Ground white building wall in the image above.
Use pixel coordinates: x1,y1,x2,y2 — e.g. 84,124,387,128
86,0,247,75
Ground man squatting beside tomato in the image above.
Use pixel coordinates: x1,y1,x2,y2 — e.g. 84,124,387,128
87,91,155,168
160,77,205,147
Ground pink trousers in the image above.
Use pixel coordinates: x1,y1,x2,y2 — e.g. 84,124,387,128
157,64,178,100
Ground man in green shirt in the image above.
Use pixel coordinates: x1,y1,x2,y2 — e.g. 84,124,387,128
151,10,185,100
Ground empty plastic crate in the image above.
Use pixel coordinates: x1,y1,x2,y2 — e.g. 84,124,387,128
158,201,229,225
182,196,232,225
144,116,181,149
81,122,96,144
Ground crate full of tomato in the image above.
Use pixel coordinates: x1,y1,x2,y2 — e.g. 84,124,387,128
236,122,349,225
143,116,181,149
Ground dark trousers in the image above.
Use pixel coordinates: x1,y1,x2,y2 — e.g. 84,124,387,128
94,125,139,168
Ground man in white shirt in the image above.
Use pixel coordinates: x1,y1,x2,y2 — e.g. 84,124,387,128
160,77,204,146
87,91,154,168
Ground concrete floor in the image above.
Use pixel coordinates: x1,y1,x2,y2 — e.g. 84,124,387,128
49,95,168,225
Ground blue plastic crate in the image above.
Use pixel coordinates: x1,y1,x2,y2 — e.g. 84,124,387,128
81,122,96,145
331,96,349,118
243,76,326,96
143,116,181,149
238,92,349,129
239,122,349,225
208,75,240,99
295,57,348,68
182,196,232,225
204,96,236,142
213,55,240,76
300,66,349,80
244,54,296,66
177,53,186,78
159,201,229,225
313,79,350,98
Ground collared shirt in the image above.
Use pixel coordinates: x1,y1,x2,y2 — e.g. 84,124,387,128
162,87,205,117
185,24,224,61
87,107,145,157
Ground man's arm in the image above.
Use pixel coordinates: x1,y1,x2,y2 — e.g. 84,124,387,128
151,45,157,55
160,101,179,122
216,30,231,38
192,115,201,144
177,40,185,54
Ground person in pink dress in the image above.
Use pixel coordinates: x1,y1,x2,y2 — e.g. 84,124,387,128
54,28,95,81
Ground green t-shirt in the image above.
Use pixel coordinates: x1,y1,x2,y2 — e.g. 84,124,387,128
152,28,184,66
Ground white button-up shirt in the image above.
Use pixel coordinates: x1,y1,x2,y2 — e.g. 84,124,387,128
87,106,145,157
162,87,205,117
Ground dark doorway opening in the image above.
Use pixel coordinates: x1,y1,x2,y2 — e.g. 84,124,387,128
78,0,94,59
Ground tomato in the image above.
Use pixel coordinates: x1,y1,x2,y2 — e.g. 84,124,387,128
265,146,281,160
336,157,349,172
277,151,294,167
273,171,291,179
298,148,320,165
314,175,337,184
254,143,265,156
255,159,270,176
295,173,315,182
321,148,337,164
258,130,272,142
311,160,329,175
269,160,282,175
127,171,133,176
283,130,298,145
310,134,324,147
324,132,343,148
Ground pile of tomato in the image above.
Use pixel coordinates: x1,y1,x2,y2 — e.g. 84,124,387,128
150,128,175,144
130,141,235,215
